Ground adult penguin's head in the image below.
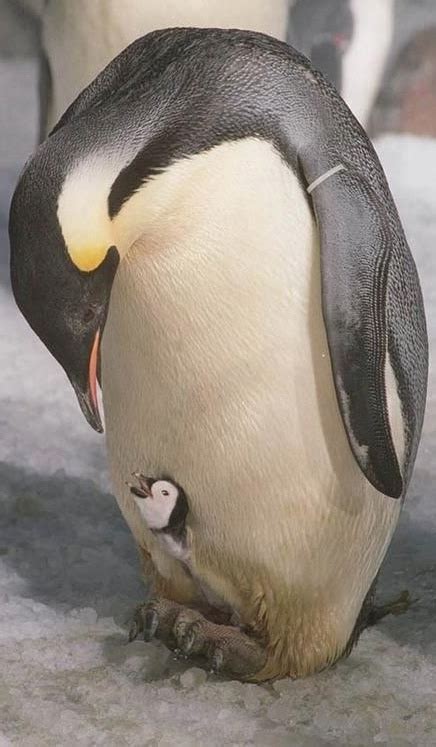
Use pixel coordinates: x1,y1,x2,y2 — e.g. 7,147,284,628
9,141,121,432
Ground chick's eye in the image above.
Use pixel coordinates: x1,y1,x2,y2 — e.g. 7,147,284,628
162,490,169,496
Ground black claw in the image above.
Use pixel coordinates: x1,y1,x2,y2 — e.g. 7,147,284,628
128,618,140,642
181,626,196,655
210,648,224,674
143,608,159,642
128,603,148,642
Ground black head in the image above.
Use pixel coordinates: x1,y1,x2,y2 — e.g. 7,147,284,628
9,154,120,431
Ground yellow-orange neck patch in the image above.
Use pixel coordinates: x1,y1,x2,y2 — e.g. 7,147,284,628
68,245,108,272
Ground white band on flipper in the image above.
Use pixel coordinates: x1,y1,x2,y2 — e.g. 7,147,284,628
307,164,346,194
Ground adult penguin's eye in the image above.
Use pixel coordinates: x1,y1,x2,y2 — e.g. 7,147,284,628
83,306,96,324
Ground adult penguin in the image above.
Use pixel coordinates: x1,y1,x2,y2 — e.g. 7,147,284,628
289,0,354,94
370,27,436,139
340,0,395,128
289,0,394,128
9,28,428,681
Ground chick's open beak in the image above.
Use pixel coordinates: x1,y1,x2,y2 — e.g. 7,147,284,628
127,473,153,499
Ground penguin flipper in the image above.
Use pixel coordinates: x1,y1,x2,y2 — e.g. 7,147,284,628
304,163,408,499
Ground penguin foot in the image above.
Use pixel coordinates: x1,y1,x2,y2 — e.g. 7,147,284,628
173,610,266,678
128,597,266,679
367,589,417,627
128,596,186,647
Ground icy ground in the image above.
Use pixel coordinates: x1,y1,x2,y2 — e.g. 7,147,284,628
0,60,435,746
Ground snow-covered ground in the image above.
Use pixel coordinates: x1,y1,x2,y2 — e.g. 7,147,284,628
1,60,435,746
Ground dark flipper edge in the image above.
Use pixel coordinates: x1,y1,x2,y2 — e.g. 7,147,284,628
303,160,403,498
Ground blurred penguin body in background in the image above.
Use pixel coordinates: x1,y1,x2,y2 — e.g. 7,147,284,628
290,0,394,128
35,0,290,136
371,27,436,139
341,0,394,127
289,0,354,95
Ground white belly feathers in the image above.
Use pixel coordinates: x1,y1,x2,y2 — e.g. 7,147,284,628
101,138,400,623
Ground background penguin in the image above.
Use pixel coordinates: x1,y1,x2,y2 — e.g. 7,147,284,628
340,0,395,127
370,27,436,139
289,0,354,95
9,28,428,680
289,0,394,128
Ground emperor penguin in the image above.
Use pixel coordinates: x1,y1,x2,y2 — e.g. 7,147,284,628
289,0,354,96
370,27,436,139
340,0,395,128
9,28,428,680
289,0,394,128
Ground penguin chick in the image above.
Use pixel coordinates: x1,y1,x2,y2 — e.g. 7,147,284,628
129,474,241,631
128,474,190,563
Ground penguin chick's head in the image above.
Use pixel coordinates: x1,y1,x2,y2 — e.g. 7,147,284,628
129,475,189,532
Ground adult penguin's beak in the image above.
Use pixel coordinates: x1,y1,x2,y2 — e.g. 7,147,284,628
49,246,120,432
9,189,120,432
71,328,103,432
8,125,122,434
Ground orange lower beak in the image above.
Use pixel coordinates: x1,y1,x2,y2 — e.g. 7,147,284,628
72,328,103,433
89,328,100,420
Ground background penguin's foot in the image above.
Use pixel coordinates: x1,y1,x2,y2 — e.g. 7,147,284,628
366,590,417,627
128,596,266,679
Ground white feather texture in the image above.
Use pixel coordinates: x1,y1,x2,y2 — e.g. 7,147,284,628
96,137,403,675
